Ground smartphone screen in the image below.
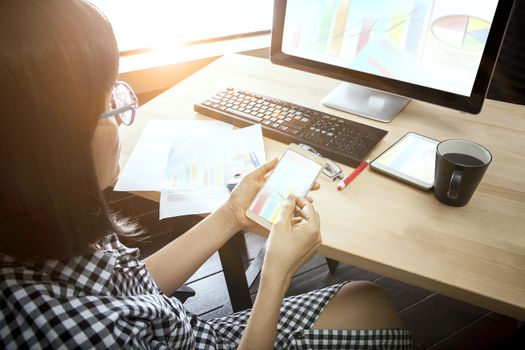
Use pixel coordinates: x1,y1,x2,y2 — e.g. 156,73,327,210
248,148,323,225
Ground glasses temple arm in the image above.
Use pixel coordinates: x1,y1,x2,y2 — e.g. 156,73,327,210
100,104,134,119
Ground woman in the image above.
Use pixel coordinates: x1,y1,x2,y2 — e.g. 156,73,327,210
0,1,411,349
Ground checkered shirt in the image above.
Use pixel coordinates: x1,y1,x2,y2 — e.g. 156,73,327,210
201,284,412,349
1,234,411,349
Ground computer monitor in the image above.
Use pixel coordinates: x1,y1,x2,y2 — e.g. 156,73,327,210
271,0,515,122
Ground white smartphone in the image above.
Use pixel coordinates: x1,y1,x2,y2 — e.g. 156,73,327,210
246,144,326,230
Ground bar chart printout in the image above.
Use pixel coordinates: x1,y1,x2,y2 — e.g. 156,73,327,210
164,125,264,189
160,124,266,219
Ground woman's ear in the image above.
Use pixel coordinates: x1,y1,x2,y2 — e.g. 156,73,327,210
92,118,121,190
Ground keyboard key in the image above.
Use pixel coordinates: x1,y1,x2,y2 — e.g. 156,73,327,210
225,108,262,122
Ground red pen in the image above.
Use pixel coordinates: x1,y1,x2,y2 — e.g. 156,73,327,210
337,160,369,191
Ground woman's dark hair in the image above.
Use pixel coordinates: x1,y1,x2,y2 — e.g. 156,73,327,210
0,0,121,259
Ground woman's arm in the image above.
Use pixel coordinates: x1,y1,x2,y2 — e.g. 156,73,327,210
143,204,239,296
238,196,322,349
239,270,290,350
143,159,278,296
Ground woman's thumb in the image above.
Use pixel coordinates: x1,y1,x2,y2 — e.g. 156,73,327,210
276,194,295,225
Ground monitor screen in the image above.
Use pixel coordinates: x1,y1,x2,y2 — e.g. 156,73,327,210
271,0,515,121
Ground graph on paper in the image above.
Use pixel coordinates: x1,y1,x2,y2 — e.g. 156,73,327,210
165,145,255,188
282,0,498,96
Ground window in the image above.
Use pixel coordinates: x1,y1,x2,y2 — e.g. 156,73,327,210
89,0,273,54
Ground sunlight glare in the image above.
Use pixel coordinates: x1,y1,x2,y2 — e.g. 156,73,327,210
89,0,272,53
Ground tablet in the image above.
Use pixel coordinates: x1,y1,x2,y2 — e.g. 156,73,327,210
246,143,325,230
370,132,439,190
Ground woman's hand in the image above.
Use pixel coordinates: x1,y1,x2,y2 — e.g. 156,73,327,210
236,196,321,350
262,195,322,282
224,158,277,232
224,158,320,233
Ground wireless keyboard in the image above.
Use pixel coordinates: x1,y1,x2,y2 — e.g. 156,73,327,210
194,87,387,167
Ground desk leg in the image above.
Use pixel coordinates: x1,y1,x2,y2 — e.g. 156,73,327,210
326,258,339,273
245,242,266,288
218,232,253,312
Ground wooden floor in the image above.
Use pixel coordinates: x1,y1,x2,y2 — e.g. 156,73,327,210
105,190,523,349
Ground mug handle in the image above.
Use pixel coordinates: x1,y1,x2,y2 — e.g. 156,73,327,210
447,170,462,199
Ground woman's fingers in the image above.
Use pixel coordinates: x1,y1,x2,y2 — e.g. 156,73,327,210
294,196,310,209
276,195,296,223
293,196,318,224
295,197,314,217
291,217,302,224
246,157,277,180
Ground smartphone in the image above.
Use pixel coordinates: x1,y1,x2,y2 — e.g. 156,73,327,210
246,143,326,230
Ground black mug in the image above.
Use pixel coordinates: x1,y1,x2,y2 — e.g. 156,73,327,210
434,139,492,206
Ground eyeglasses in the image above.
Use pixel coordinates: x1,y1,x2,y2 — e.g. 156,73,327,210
298,143,344,181
99,80,138,125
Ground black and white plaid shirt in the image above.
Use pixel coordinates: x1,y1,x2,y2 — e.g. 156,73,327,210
0,234,197,349
1,234,412,349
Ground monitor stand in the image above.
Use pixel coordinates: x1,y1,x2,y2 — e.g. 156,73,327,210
321,82,410,123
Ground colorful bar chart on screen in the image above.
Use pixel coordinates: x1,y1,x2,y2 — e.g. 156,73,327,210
282,0,498,96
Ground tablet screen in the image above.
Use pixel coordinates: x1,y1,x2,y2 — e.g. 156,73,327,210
371,133,438,189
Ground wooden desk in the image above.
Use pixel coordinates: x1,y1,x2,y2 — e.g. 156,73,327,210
120,54,525,321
